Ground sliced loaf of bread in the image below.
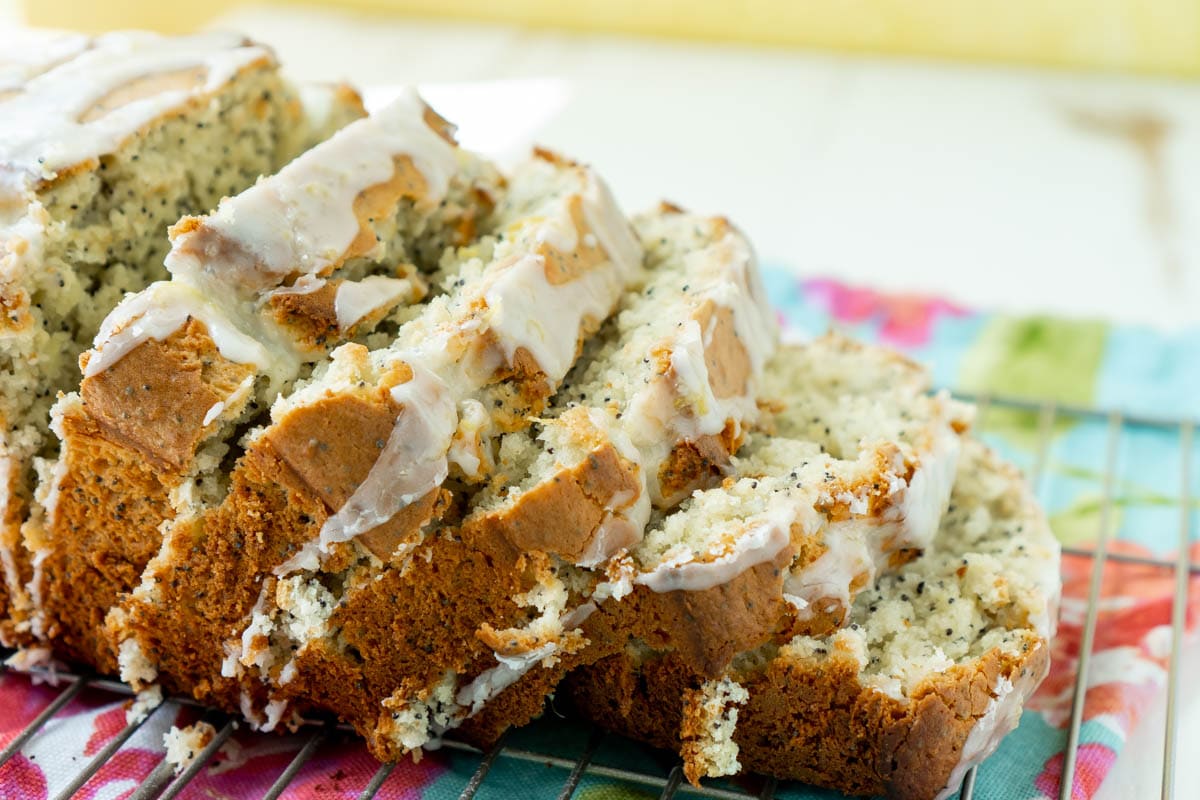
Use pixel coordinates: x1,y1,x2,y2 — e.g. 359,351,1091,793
107,148,641,733
619,335,971,675
566,438,1059,800
247,205,774,757
30,92,501,671
0,31,363,646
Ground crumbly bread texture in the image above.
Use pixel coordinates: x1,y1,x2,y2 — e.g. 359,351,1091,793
0,31,363,645
105,146,642,739
30,92,501,671
467,206,777,571
253,205,775,757
565,439,1060,800
403,334,972,752
617,335,972,675
162,721,217,775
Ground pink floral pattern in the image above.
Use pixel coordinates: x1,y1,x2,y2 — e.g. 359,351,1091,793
802,278,968,346
1025,540,1200,799
1035,745,1117,800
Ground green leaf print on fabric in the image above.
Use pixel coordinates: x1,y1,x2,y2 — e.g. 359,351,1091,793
1049,495,1127,546
960,316,1107,445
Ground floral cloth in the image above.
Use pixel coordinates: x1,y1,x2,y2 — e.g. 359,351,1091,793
1,269,1196,800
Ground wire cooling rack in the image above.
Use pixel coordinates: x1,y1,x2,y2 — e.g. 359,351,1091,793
0,394,1196,800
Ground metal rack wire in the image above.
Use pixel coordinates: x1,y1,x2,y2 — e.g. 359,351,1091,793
0,394,1195,800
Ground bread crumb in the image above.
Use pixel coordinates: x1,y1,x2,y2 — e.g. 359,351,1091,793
162,721,217,774
125,685,163,725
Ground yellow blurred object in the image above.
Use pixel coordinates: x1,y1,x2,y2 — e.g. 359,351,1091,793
25,0,235,34
22,0,1200,77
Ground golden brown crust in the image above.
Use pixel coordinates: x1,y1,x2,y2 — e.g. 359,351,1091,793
679,684,716,786
567,639,1050,800
79,66,211,123
111,354,459,711
267,276,419,353
80,319,255,471
656,422,741,506
0,278,32,334
695,300,751,400
358,488,449,562
476,344,556,433
537,194,609,285
466,441,641,563
628,547,795,678
348,155,431,257
114,435,332,708
267,281,342,350
0,454,31,646
262,380,455,560
275,525,539,761
421,104,458,146
35,404,179,670
817,443,908,524
649,284,755,505
265,392,400,511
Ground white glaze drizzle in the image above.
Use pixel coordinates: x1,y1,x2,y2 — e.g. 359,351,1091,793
619,228,776,507
166,88,457,292
334,275,417,331
782,519,875,619
447,398,490,480
481,173,639,384
320,360,456,547
288,165,639,565
85,281,272,378
268,274,326,297
635,504,795,593
0,30,91,93
202,374,255,428
84,90,455,383
571,408,651,568
454,602,596,717
0,31,270,197
578,176,641,277
889,407,962,549
785,410,963,614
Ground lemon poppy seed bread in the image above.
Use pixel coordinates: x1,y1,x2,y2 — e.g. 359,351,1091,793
105,146,641,733
29,91,503,676
566,438,1059,800
433,334,971,751
0,34,1060,797
0,30,364,646
250,205,777,756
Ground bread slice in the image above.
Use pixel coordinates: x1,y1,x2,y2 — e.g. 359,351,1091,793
0,31,362,646
106,148,641,732
565,438,1060,799
618,334,972,676
26,91,499,671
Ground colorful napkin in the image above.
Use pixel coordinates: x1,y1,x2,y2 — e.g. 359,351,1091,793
0,268,1196,800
